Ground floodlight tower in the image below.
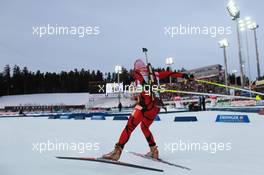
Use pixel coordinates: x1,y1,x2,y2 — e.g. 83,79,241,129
239,18,252,85
248,22,261,79
226,0,245,87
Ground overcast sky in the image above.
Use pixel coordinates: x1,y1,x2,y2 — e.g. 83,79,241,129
0,0,263,79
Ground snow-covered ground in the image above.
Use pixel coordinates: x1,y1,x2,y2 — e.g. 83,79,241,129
0,111,263,175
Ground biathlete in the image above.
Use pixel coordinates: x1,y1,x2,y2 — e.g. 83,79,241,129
103,59,193,161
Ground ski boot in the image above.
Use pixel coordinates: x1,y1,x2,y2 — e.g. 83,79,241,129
146,145,159,159
102,143,123,161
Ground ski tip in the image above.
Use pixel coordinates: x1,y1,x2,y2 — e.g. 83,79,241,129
56,156,70,160
55,156,77,159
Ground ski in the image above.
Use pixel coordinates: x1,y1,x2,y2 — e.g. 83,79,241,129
56,156,164,172
128,151,191,170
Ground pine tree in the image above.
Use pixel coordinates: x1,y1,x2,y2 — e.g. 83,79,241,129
3,65,11,95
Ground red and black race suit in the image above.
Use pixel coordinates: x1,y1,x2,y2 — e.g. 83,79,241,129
118,91,160,148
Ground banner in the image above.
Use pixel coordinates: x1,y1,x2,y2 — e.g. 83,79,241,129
215,115,250,123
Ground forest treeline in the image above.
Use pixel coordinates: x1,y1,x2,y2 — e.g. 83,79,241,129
0,65,181,96
0,65,135,96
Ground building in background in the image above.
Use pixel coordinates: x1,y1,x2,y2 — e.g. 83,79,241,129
184,64,224,81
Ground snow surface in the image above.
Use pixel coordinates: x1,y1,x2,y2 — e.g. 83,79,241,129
0,111,264,175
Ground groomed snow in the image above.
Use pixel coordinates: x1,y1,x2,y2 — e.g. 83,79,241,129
0,111,263,175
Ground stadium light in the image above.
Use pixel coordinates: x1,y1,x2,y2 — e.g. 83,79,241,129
115,65,122,74
166,57,174,66
240,17,261,80
115,65,122,108
165,57,174,85
219,38,229,48
239,17,252,91
248,22,258,30
226,0,240,20
219,38,229,93
226,0,245,87
239,19,246,31
245,17,252,26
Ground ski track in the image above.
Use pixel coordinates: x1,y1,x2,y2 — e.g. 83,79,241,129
0,111,263,175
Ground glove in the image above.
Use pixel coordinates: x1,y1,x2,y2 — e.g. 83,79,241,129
183,74,194,80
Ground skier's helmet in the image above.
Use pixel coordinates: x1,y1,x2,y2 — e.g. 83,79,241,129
133,59,149,85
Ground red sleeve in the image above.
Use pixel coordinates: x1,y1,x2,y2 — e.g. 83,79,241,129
157,71,184,80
